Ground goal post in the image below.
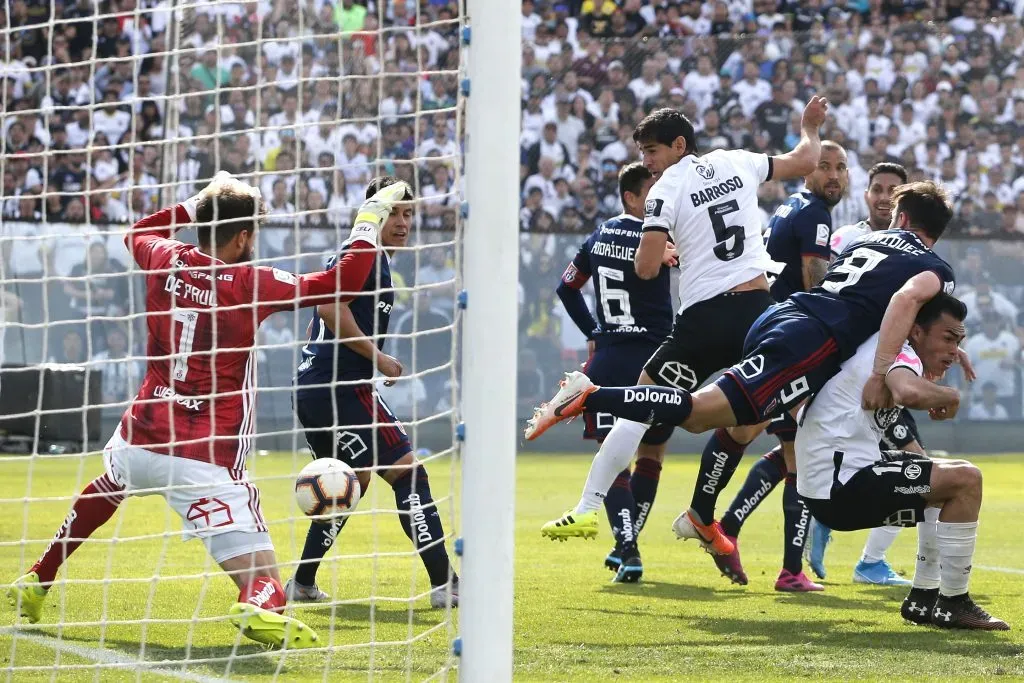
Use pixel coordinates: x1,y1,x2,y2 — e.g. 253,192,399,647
459,0,520,680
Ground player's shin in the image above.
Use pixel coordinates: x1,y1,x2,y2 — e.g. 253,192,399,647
294,516,349,588
861,525,901,563
913,507,941,590
577,420,647,514
584,386,692,425
688,428,750,525
629,456,662,539
31,475,125,585
603,469,637,548
936,521,978,598
782,474,809,575
720,447,785,538
392,467,453,588
239,576,287,613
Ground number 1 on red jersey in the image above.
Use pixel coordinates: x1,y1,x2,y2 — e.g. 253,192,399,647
172,309,200,382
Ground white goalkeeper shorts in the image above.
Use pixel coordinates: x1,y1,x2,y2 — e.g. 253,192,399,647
102,429,272,559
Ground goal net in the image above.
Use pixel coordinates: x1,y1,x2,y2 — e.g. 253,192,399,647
0,0,481,679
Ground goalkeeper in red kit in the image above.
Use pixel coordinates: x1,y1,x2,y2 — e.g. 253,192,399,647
7,172,411,649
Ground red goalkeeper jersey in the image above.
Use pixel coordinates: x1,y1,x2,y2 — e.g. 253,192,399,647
119,203,374,472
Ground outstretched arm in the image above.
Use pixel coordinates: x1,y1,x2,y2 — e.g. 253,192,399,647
249,242,376,317
250,179,411,316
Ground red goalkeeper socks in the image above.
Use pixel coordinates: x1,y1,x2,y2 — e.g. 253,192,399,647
239,576,286,613
32,475,124,585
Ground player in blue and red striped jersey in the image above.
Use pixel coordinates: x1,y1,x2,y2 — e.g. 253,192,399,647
290,176,458,609
552,162,677,582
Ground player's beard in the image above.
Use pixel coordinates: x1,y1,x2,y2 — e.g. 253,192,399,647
823,183,844,207
238,244,254,263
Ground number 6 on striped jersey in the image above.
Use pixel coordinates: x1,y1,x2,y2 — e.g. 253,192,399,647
172,309,199,382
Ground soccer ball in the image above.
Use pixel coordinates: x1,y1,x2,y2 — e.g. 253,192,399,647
294,459,362,518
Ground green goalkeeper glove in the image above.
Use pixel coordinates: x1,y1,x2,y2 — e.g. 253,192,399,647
351,181,412,243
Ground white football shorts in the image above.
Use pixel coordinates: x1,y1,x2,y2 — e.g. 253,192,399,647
102,428,272,558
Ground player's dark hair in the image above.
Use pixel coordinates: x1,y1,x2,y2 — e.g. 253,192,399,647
194,186,265,248
618,162,652,207
632,108,698,156
365,175,414,201
890,180,953,241
868,162,908,184
915,293,967,328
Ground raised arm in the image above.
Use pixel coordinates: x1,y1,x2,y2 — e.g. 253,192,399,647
248,243,376,317
248,180,411,317
770,97,827,181
124,203,193,269
125,171,239,269
862,270,942,409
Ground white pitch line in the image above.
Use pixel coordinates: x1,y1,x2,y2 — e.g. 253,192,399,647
976,564,1024,575
2,629,230,683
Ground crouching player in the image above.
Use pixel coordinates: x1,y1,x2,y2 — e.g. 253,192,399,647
796,293,1008,630
549,162,677,582
288,176,458,609
6,172,380,647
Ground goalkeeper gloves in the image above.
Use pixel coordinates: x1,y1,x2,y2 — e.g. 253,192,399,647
351,181,412,244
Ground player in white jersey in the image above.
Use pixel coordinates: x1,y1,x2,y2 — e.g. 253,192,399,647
829,162,908,258
797,293,1007,630
807,161,936,584
533,98,830,541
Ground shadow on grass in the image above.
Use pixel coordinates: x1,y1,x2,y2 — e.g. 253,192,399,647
550,615,1020,660
35,630,287,677
296,601,438,626
686,616,1022,658
48,628,449,678
599,579,888,609
597,580,750,602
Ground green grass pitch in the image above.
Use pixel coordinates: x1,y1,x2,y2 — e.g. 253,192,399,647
2,451,1024,681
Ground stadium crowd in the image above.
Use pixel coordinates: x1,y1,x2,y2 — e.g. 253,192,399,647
0,0,1023,424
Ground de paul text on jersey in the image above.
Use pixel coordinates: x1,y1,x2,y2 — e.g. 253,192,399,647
164,260,235,307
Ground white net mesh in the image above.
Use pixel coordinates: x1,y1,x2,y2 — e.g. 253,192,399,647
1,0,464,679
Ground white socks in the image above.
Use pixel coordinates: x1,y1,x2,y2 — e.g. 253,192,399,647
576,419,648,514
936,520,978,597
861,525,901,563
912,507,941,590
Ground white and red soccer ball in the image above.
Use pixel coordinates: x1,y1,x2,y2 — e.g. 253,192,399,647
294,459,361,518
